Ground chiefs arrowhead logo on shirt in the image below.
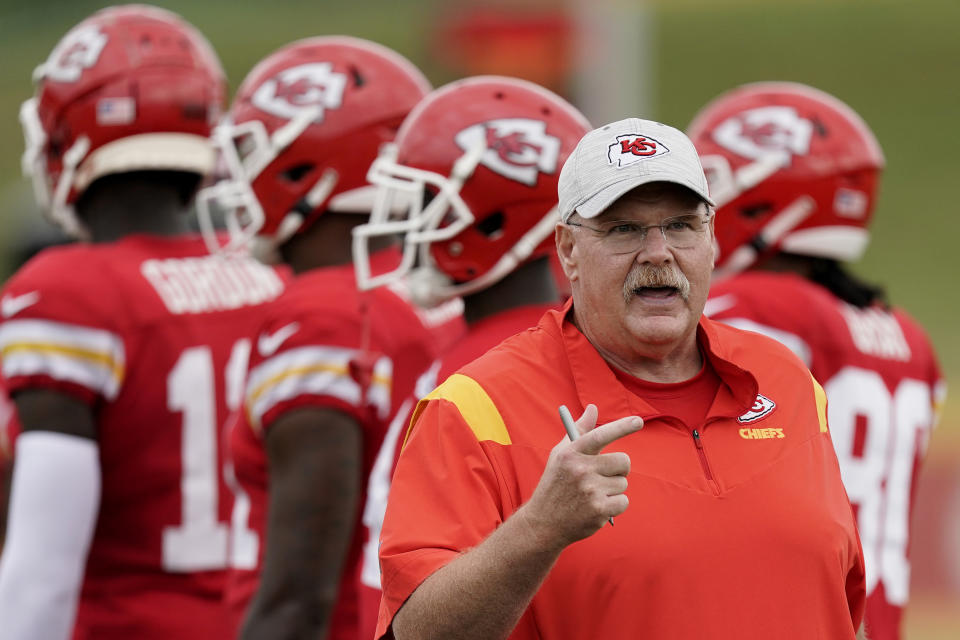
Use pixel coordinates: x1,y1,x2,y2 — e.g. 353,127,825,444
252,62,348,121
712,106,813,164
607,134,670,168
454,118,561,186
737,394,776,424
42,25,108,83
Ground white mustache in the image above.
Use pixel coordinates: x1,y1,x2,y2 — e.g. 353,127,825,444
623,264,691,302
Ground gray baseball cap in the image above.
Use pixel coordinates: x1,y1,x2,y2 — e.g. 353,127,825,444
557,117,715,223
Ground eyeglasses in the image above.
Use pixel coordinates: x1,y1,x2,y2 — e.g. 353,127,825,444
565,214,711,254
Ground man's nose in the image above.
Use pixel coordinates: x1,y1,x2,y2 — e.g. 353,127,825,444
637,227,672,262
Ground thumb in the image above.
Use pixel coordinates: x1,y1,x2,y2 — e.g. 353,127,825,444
575,404,599,438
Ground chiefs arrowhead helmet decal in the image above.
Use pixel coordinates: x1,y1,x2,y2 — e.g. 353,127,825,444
711,106,813,165
454,118,560,186
42,24,109,83
250,62,348,121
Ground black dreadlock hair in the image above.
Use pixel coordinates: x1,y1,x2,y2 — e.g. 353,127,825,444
804,255,887,309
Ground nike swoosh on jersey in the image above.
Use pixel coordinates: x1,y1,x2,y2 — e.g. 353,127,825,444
1,291,41,318
257,322,300,356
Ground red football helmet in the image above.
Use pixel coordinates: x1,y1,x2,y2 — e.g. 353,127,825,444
197,36,431,253
20,4,225,238
687,82,885,278
352,75,591,307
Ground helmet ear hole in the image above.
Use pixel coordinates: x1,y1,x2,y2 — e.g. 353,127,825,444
350,66,365,87
280,163,314,182
475,211,505,239
740,202,773,219
811,116,829,137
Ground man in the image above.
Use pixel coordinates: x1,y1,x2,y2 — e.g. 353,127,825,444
198,37,448,639
376,117,866,640
689,81,945,640
351,75,591,639
0,6,285,639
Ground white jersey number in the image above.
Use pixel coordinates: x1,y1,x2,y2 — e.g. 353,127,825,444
825,367,933,605
162,340,250,572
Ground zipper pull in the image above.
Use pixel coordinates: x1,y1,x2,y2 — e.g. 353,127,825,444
692,429,704,449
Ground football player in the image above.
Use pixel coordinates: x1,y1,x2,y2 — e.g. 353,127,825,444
198,36,446,639
0,6,285,639
351,75,591,639
689,82,945,640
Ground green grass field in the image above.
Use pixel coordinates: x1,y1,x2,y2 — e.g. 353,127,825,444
0,0,957,636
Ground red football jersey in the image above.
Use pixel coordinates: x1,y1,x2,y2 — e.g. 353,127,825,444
225,259,439,639
707,271,945,640
358,303,558,640
0,235,285,639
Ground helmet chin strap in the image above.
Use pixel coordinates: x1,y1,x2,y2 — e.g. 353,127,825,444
268,167,340,248
702,153,788,209
19,98,50,209
50,136,92,239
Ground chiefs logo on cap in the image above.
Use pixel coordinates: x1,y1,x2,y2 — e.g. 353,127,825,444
737,394,776,424
608,134,670,168
454,118,561,186
251,62,348,121
42,25,108,83
712,106,813,164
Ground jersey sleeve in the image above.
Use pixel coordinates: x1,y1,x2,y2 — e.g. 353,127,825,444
243,307,392,432
0,260,125,405
376,376,507,639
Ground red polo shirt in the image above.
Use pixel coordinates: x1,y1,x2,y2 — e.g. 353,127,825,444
378,299,865,639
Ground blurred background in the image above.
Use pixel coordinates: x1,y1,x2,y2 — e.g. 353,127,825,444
0,0,957,635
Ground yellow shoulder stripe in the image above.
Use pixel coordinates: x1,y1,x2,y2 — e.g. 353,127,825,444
405,373,511,449
1,342,125,383
811,374,828,433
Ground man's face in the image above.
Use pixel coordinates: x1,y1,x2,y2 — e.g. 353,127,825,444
558,182,715,360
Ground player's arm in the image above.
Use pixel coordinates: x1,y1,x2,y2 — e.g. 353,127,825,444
240,406,362,640
389,405,640,640
0,389,100,640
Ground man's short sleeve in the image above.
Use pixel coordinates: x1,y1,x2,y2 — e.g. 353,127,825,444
376,383,508,638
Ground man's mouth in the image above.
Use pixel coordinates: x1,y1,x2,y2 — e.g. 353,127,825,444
622,265,691,303
634,286,679,298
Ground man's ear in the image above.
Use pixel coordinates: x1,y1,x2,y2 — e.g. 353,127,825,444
555,223,578,282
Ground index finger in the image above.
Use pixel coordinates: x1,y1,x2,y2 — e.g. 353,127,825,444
573,415,643,455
